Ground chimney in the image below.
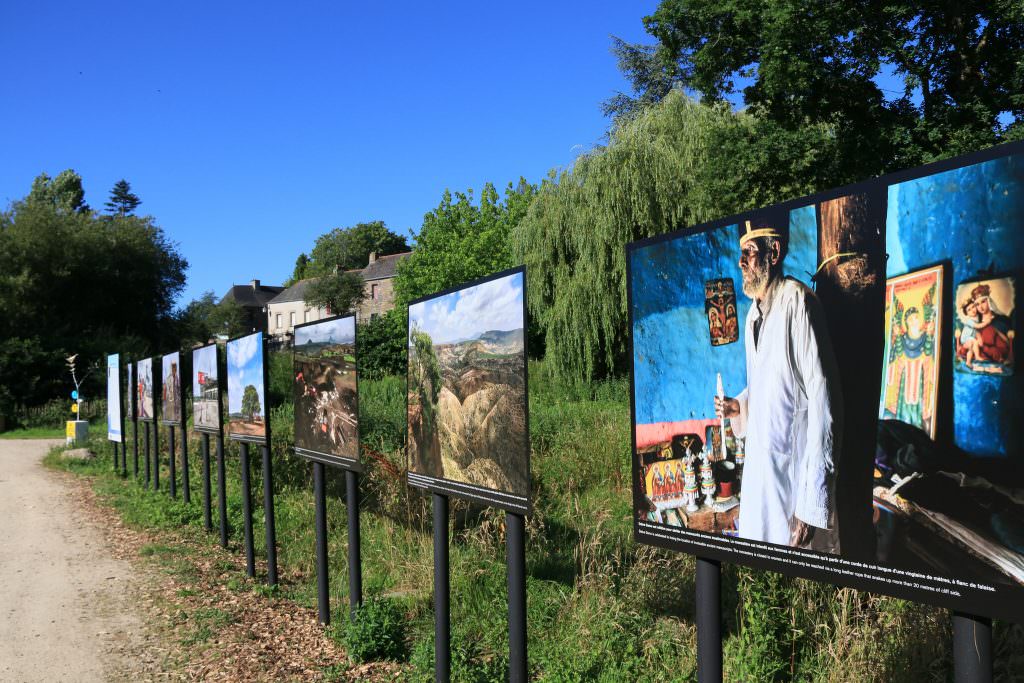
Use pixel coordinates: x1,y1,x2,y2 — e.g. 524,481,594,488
251,279,260,291
368,252,377,264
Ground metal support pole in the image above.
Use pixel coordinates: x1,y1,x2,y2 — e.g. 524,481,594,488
262,444,278,586
132,419,139,478
112,441,119,472
240,442,255,577
953,612,992,683
143,422,151,488
168,426,177,499
696,557,722,683
313,461,330,625
153,422,160,491
506,512,527,682
201,433,212,532
217,435,228,548
433,493,450,683
346,469,362,618
121,437,127,477
181,426,191,504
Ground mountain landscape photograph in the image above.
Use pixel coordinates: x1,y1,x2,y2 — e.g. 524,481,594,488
407,271,529,498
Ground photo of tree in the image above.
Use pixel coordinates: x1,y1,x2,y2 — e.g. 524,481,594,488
406,270,529,507
137,358,155,422
192,343,221,434
106,353,122,442
227,332,267,443
293,316,357,463
161,351,182,425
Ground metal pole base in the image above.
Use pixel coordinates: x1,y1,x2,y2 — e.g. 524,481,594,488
240,442,255,577
433,493,450,683
953,611,992,683
314,461,330,625
262,445,278,586
217,435,228,548
507,512,527,682
696,557,722,683
201,433,212,531
346,469,362,618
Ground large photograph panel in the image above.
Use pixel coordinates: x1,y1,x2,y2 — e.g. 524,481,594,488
227,332,268,444
106,353,122,442
125,361,134,421
406,268,529,512
137,358,155,422
192,344,221,434
161,351,182,425
293,316,358,466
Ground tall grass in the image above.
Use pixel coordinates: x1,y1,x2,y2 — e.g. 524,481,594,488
47,356,1024,681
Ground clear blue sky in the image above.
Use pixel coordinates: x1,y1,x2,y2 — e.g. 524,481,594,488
0,1,657,306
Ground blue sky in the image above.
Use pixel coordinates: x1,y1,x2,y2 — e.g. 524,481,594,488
227,332,265,415
0,1,656,306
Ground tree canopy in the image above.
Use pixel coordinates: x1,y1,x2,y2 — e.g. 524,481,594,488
608,1,1023,173
294,220,407,281
104,179,142,216
174,291,248,346
303,271,366,316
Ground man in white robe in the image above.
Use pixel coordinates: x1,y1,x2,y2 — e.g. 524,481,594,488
716,221,841,552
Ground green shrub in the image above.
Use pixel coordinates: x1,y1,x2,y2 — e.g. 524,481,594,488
341,597,407,663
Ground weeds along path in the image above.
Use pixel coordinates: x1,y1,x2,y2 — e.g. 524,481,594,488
0,439,151,682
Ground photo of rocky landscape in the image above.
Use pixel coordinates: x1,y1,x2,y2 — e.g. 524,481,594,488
293,316,358,461
407,271,528,499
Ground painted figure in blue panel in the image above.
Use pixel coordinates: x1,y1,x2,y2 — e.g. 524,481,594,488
716,220,842,551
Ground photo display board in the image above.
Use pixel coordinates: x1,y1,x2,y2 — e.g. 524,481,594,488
627,141,1023,622
106,353,122,442
137,357,156,422
226,331,269,445
293,315,359,468
161,351,183,426
125,360,135,421
192,343,222,435
406,267,530,513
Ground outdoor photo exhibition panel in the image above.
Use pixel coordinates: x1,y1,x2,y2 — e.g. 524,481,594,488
161,351,183,426
627,141,1023,623
192,343,222,435
226,332,269,445
292,314,360,469
106,353,122,442
137,357,156,423
125,359,135,421
406,267,531,514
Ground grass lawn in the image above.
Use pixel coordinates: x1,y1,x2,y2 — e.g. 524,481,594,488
0,425,67,439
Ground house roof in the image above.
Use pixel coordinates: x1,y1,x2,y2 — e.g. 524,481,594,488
267,278,317,305
221,283,285,308
358,251,410,281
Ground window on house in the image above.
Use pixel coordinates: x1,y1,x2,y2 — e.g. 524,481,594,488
304,309,309,323
290,312,295,327
370,283,378,300
371,313,378,322
276,313,282,329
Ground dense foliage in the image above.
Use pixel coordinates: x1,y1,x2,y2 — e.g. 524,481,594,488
292,220,408,281
0,172,187,420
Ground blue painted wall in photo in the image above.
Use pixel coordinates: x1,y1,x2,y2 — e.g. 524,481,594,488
886,153,1024,458
631,205,818,426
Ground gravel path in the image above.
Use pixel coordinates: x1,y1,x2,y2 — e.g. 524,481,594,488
0,439,146,682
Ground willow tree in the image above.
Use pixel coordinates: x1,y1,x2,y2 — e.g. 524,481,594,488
513,91,841,381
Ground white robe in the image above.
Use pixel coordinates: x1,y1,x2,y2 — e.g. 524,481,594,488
730,276,841,547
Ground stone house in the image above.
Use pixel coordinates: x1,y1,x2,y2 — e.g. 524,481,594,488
220,279,285,334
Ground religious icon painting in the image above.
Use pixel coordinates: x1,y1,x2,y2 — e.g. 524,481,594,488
704,425,722,459
954,276,1016,377
879,265,944,439
704,278,739,346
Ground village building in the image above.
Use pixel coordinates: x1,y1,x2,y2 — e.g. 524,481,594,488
220,279,285,334
266,251,410,345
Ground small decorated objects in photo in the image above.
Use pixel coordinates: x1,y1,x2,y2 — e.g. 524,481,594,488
227,332,268,444
879,266,943,439
406,267,529,513
137,358,155,422
954,276,1015,376
192,343,222,434
161,351,183,425
106,353,122,442
704,278,739,346
293,315,358,466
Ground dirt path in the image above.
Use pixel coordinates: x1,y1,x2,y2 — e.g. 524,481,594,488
0,439,148,682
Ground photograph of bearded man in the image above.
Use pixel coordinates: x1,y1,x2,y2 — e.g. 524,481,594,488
715,220,843,552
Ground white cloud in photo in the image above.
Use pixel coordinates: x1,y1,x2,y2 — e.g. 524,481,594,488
295,316,355,346
409,272,523,345
227,333,264,415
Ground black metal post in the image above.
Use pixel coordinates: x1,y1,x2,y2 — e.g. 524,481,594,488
239,442,255,577
201,433,212,532
132,419,139,478
262,444,278,586
313,461,330,625
696,557,722,683
217,435,228,548
433,493,450,683
121,437,127,477
346,469,362,618
181,426,191,504
953,611,992,683
168,426,177,499
112,441,119,472
506,512,527,682
152,422,160,491
143,422,151,488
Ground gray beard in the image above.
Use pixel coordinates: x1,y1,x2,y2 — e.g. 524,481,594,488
742,263,770,299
